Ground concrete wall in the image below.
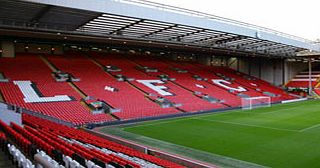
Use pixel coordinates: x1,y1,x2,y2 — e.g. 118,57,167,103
227,57,320,86
210,57,222,66
274,59,284,86
197,55,210,65
227,57,238,70
249,58,260,78
1,41,15,57
260,59,275,84
199,56,229,67
238,57,249,74
284,61,308,84
202,56,281,85
231,57,320,86
0,103,22,126
15,43,64,55
27,44,51,54
15,43,25,53
52,45,64,55
226,57,286,86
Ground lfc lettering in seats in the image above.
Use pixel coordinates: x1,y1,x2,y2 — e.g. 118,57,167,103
14,80,72,103
212,79,247,92
13,79,248,103
137,80,173,96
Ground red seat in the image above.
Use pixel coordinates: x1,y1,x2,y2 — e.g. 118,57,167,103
22,115,184,167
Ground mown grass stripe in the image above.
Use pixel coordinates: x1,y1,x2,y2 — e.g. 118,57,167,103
195,118,300,132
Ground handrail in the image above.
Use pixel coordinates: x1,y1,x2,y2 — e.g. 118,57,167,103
116,0,316,44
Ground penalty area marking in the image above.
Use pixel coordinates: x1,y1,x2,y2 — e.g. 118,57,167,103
257,106,300,115
299,123,320,132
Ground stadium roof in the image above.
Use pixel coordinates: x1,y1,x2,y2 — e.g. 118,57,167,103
1,0,320,57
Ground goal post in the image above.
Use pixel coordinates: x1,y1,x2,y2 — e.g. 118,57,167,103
241,96,271,110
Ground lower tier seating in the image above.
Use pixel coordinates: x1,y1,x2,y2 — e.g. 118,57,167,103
46,54,180,120
0,55,113,126
21,114,184,168
286,81,317,88
0,114,185,167
0,52,295,125
286,70,320,88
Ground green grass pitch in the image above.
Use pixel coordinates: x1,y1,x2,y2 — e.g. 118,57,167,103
121,100,320,168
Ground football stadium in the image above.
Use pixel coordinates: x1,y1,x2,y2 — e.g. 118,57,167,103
0,0,320,167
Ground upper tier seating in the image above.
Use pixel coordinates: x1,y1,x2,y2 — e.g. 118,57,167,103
159,59,293,103
286,81,317,88
46,53,180,120
209,66,295,101
0,55,113,125
92,53,226,112
0,52,295,125
124,55,235,107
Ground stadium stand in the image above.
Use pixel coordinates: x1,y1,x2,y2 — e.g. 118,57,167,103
0,52,296,125
0,0,319,167
286,70,320,88
91,53,226,112
0,54,114,125
126,55,229,109
285,69,320,96
46,53,181,120
20,114,184,168
209,66,296,101
0,114,185,167
160,59,292,102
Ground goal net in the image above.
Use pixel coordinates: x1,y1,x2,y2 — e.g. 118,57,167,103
241,96,271,110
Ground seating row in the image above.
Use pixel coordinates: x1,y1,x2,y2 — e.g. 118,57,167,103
0,53,295,124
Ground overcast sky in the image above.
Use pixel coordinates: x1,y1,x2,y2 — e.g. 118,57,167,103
148,0,320,41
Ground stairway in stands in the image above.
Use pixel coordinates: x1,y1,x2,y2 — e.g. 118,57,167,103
0,52,295,125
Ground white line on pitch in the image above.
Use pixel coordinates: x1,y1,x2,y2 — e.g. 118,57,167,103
236,106,302,116
125,117,194,129
195,118,299,132
259,106,302,115
299,123,320,132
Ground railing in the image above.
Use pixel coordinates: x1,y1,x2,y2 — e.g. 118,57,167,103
116,0,316,44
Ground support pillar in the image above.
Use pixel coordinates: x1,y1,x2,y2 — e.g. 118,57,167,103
1,41,15,58
308,57,312,95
